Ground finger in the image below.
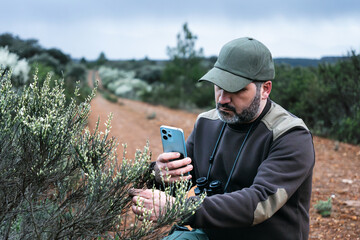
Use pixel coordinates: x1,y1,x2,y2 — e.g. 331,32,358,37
132,198,153,213
136,189,155,199
132,206,157,222
133,195,156,210
133,201,155,217
169,174,192,182
166,164,193,177
132,196,143,205
128,188,143,196
157,152,182,163
165,158,192,170
131,189,159,201
156,163,192,184
132,205,145,216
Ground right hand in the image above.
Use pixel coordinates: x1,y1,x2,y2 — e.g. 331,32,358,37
154,152,193,183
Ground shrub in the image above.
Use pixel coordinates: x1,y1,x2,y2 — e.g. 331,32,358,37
0,46,30,86
28,52,62,75
0,69,201,239
64,63,91,103
272,50,360,144
135,65,163,84
98,66,151,100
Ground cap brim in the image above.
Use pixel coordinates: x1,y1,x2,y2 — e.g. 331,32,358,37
199,67,252,93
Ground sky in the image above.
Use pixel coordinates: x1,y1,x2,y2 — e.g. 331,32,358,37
1,0,360,60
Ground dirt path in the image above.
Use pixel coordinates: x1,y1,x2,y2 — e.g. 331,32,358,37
87,71,197,159
87,71,360,239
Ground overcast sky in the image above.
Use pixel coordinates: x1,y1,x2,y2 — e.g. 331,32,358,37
1,0,360,60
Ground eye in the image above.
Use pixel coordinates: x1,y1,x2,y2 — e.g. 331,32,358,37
237,88,247,93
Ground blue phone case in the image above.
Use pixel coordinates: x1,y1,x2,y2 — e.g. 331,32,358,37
160,125,187,159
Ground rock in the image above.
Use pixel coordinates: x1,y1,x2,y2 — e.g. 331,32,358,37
344,200,360,208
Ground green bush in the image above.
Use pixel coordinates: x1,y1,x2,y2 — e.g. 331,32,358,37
136,64,163,84
0,70,201,239
64,63,91,103
0,33,90,104
28,53,62,75
0,46,30,87
315,51,360,143
272,51,360,144
98,66,151,100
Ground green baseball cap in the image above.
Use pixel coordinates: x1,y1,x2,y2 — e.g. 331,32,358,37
199,37,275,92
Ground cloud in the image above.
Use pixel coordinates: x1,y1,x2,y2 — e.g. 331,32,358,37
1,0,360,59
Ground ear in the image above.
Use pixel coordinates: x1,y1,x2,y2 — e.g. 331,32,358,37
261,81,272,100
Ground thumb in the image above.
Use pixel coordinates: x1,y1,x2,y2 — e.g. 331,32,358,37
128,188,143,196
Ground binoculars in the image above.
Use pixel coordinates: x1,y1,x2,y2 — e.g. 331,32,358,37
194,177,223,196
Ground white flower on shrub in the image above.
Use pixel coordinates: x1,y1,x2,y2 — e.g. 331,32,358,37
114,84,132,96
98,66,150,99
0,46,30,83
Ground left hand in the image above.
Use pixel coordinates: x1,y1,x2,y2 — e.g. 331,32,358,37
129,189,174,222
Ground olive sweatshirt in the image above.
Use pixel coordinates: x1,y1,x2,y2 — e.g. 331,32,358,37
184,99,315,240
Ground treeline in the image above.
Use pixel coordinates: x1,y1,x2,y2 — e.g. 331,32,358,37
0,33,91,102
272,52,360,144
3,27,358,145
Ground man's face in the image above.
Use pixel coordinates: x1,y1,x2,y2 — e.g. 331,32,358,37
215,82,261,124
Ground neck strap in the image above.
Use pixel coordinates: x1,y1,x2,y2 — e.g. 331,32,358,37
206,122,226,180
206,121,254,193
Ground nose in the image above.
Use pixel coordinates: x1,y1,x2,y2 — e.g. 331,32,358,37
218,89,231,104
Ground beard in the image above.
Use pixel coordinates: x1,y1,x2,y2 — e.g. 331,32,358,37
216,89,261,124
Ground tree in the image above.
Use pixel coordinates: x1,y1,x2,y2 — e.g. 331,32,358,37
315,50,360,143
0,69,202,239
271,50,360,144
0,33,42,59
144,23,212,109
166,23,203,60
46,48,71,66
97,52,108,66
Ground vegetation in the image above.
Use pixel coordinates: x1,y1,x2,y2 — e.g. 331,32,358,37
1,22,358,239
0,33,90,103
0,70,202,239
314,197,333,217
140,23,213,109
271,51,360,144
98,66,150,100
0,46,30,87
94,23,359,144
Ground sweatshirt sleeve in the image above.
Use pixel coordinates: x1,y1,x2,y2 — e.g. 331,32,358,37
186,128,315,228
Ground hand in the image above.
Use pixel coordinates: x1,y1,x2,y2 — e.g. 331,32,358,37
129,188,174,222
154,152,193,183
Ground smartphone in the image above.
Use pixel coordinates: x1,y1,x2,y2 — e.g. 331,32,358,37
160,125,187,160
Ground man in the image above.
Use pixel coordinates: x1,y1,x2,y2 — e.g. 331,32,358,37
131,37,315,240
